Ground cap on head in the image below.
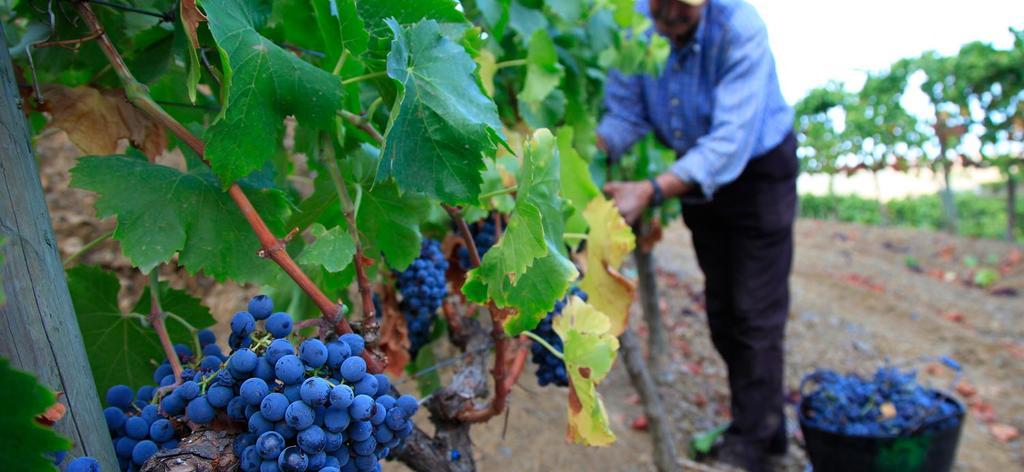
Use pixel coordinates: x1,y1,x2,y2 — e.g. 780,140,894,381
676,0,707,5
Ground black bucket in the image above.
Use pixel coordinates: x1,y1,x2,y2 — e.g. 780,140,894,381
798,392,966,472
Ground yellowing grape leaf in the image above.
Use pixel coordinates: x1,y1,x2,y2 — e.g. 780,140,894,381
41,85,167,158
477,48,498,97
580,196,636,336
203,0,344,186
553,298,618,446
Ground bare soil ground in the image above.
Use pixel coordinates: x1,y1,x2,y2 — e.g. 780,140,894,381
40,138,1023,471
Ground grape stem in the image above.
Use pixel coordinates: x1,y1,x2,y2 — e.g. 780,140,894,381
494,58,527,69
73,2,382,373
338,109,384,144
148,270,183,386
62,229,113,268
319,133,380,351
477,185,517,200
522,330,563,360
341,70,387,85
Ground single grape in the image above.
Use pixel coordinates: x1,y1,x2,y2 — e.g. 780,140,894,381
278,446,309,472
275,355,305,385
186,397,216,424
241,378,270,406
104,406,126,430
397,394,419,418
248,295,274,321
299,339,329,368
106,384,134,410
149,418,174,443
297,424,327,454
285,400,315,431
206,384,234,408
339,333,365,356
131,440,158,465
323,408,351,433
266,312,294,339
66,457,101,472
348,394,375,422
248,411,274,436
266,342,294,371
329,384,355,410
326,341,351,370
340,356,367,383
256,431,285,460
231,311,256,337
300,377,332,407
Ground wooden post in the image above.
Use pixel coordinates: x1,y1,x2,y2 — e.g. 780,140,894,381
0,25,118,470
619,328,679,472
635,244,667,374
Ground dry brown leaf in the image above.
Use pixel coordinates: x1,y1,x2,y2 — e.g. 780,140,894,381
378,286,411,377
989,423,1020,443
36,392,66,426
180,0,206,51
41,85,167,158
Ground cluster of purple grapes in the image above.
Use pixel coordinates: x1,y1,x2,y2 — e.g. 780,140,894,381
396,239,448,356
801,366,962,437
456,218,496,270
530,287,587,387
66,295,419,472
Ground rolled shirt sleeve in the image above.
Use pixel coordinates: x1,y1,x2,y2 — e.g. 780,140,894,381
596,69,651,160
670,8,772,199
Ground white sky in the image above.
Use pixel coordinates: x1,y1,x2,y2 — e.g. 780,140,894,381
748,0,1024,104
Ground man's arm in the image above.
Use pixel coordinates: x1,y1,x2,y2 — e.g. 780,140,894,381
596,70,652,159
668,7,774,199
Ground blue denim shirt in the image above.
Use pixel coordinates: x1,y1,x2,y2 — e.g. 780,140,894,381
596,0,793,199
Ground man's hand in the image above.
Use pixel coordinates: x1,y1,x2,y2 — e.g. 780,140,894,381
603,180,654,225
604,173,694,225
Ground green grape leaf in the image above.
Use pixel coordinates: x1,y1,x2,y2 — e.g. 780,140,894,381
357,180,430,270
557,127,600,236
378,19,504,204
356,0,467,72
0,358,72,472
310,0,368,73
70,155,290,284
297,223,356,273
547,0,583,22
520,29,564,103
476,0,510,38
68,266,211,396
508,0,547,39
521,88,567,130
203,0,344,186
579,196,636,336
553,298,619,446
464,130,578,334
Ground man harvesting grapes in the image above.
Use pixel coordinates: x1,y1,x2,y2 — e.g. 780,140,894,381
598,0,796,470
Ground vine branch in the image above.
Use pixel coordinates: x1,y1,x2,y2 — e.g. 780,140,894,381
319,133,380,350
339,109,384,144
148,270,183,386
73,2,382,373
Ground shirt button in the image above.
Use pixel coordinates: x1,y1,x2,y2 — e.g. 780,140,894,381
670,98,680,107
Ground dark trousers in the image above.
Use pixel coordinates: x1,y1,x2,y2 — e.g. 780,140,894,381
681,132,798,451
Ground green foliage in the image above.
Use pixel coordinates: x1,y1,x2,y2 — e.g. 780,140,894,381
800,193,1024,242
67,265,214,396
203,0,345,186
379,19,504,204
70,155,291,283
0,358,72,472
